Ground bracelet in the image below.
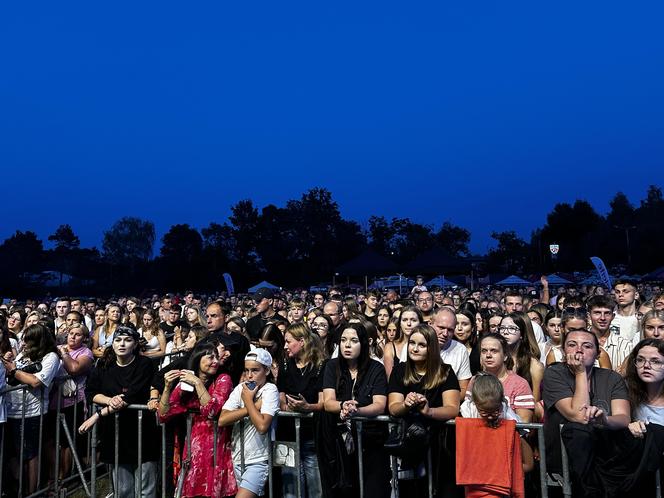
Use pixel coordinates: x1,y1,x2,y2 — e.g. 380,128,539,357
149,397,159,402
96,407,105,417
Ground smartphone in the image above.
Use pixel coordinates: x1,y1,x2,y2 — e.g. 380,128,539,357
179,370,195,392
246,381,256,390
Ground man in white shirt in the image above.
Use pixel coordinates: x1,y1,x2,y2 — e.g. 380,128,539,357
611,280,640,342
431,307,471,398
588,295,633,372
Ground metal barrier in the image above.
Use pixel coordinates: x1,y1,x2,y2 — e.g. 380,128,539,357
1,384,660,498
89,403,166,498
0,380,104,498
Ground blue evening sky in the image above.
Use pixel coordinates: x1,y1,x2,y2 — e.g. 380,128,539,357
2,1,663,254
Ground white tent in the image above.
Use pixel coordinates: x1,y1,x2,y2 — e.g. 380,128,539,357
247,281,280,293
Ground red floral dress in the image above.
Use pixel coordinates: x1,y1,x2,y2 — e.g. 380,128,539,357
160,374,237,498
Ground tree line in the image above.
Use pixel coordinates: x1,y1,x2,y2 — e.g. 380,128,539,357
0,185,662,295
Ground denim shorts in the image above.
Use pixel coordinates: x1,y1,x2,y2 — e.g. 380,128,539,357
7,416,41,460
234,461,269,496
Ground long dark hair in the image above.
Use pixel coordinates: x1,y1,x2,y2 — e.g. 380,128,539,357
626,338,664,413
504,313,539,388
22,324,58,362
334,323,371,395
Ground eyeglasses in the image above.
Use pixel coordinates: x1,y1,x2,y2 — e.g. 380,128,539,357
634,357,664,370
499,326,520,335
417,298,433,304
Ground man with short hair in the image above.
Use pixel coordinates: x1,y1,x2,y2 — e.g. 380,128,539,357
364,290,380,318
588,295,633,372
183,291,194,306
386,289,398,303
432,287,445,307
55,298,71,330
159,295,173,321
611,280,640,342
160,303,182,340
206,302,228,335
416,291,435,323
246,288,277,341
431,308,471,398
504,291,523,313
71,298,94,330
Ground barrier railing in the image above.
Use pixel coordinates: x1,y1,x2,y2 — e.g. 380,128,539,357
0,381,105,498
2,385,659,498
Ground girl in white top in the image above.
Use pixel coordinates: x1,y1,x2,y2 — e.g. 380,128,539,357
219,349,279,498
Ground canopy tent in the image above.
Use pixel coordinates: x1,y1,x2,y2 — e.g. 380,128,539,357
617,274,641,282
425,276,458,288
642,266,664,281
336,249,398,276
495,275,531,286
369,275,415,290
578,275,604,285
544,274,574,285
247,281,280,293
309,283,330,292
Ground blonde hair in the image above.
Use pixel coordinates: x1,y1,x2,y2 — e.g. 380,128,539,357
284,322,325,371
471,372,504,409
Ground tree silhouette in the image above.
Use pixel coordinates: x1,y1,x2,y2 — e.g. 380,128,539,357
48,224,80,250
102,217,155,264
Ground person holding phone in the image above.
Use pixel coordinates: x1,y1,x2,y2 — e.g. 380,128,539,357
158,342,237,498
219,349,279,498
277,323,326,498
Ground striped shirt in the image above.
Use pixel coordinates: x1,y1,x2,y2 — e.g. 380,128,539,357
465,371,535,412
601,332,635,372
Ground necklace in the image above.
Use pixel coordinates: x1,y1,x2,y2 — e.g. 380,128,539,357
116,356,136,368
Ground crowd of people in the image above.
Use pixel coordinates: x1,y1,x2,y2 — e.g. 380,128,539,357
1,277,664,497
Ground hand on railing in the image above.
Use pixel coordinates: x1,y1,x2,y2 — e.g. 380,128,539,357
340,400,358,420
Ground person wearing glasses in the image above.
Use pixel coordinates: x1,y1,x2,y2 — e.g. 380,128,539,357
626,338,664,435
498,313,544,404
415,291,435,323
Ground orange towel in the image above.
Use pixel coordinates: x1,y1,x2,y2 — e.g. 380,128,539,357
455,418,525,498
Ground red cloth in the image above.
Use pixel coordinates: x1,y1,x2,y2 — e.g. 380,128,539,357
455,417,525,498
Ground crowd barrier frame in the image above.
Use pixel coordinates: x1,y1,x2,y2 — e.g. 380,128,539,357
1,382,661,498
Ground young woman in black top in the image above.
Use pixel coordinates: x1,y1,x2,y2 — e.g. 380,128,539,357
321,322,390,498
388,323,461,495
79,326,159,498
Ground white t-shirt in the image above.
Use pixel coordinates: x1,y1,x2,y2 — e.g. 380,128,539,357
7,351,61,418
440,340,472,381
532,322,546,345
610,314,639,343
223,382,279,465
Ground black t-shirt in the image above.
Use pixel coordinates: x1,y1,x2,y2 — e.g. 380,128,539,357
277,358,326,440
159,320,179,340
86,355,159,464
388,362,460,410
246,312,277,341
322,358,388,407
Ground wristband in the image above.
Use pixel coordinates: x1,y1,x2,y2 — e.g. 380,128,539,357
96,407,104,417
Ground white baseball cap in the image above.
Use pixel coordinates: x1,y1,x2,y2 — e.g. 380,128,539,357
245,348,272,368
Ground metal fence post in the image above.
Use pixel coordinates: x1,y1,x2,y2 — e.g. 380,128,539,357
560,427,572,498
19,386,26,498
54,383,63,497
295,416,302,498
356,419,364,498
536,427,549,498
114,413,120,498
137,410,143,496
59,414,91,497
90,414,97,498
